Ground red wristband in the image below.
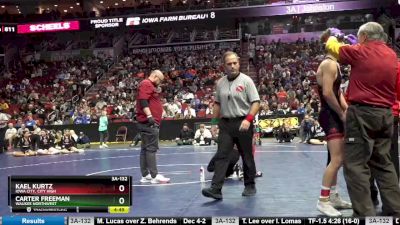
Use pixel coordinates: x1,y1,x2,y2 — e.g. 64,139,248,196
245,114,254,123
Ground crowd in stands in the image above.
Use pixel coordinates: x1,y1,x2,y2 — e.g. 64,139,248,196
91,47,239,122
253,38,325,117
0,57,112,127
1,36,356,146
1,37,333,130
250,37,352,141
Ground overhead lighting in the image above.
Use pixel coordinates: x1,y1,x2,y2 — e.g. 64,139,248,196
76,2,80,5
54,4,58,7
63,9,67,12
70,6,73,9
1,6,5,8
122,0,126,1
46,8,50,10
115,2,119,5
100,1,103,3
16,5,19,8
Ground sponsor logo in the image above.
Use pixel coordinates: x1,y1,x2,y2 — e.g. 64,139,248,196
17,21,80,34
236,85,245,92
90,17,124,29
126,17,141,26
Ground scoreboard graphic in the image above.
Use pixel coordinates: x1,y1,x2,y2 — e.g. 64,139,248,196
0,217,400,225
8,176,131,213
3,177,400,225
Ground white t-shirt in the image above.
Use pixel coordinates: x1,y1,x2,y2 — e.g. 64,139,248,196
5,127,17,139
0,113,10,128
184,108,196,118
194,128,212,139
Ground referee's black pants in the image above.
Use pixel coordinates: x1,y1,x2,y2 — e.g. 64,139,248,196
0,128,6,153
211,117,256,190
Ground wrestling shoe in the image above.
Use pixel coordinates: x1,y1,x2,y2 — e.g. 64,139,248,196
317,200,342,217
151,174,170,184
330,193,352,209
140,174,152,183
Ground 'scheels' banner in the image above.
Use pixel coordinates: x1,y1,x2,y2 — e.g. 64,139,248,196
17,21,80,34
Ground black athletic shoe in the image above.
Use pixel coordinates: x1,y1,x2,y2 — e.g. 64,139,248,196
202,187,222,200
242,185,256,196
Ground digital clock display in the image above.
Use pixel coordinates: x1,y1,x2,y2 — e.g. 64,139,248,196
0,25,16,33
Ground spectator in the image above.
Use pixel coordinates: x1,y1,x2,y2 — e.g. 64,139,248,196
176,123,194,145
60,129,80,154
184,104,196,119
98,110,109,149
276,123,294,143
77,131,91,149
308,120,326,145
0,109,10,152
25,115,36,127
0,99,9,111
13,130,36,157
4,123,17,151
194,124,212,146
300,114,313,143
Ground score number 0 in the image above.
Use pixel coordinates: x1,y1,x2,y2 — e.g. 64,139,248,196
118,185,126,205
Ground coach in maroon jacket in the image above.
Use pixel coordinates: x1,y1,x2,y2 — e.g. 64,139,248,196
136,70,170,184
326,22,400,216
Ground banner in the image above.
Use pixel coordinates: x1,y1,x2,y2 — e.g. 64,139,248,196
90,18,124,29
92,48,114,59
256,29,357,43
218,0,390,18
5,0,389,35
44,50,81,61
258,116,300,133
126,12,216,26
131,43,215,54
17,21,80,34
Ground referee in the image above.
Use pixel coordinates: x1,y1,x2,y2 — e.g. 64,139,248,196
202,51,260,200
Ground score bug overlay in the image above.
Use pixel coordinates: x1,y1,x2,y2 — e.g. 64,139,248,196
8,176,132,213
1,217,400,225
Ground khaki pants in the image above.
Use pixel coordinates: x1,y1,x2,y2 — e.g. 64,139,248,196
344,105,400,216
